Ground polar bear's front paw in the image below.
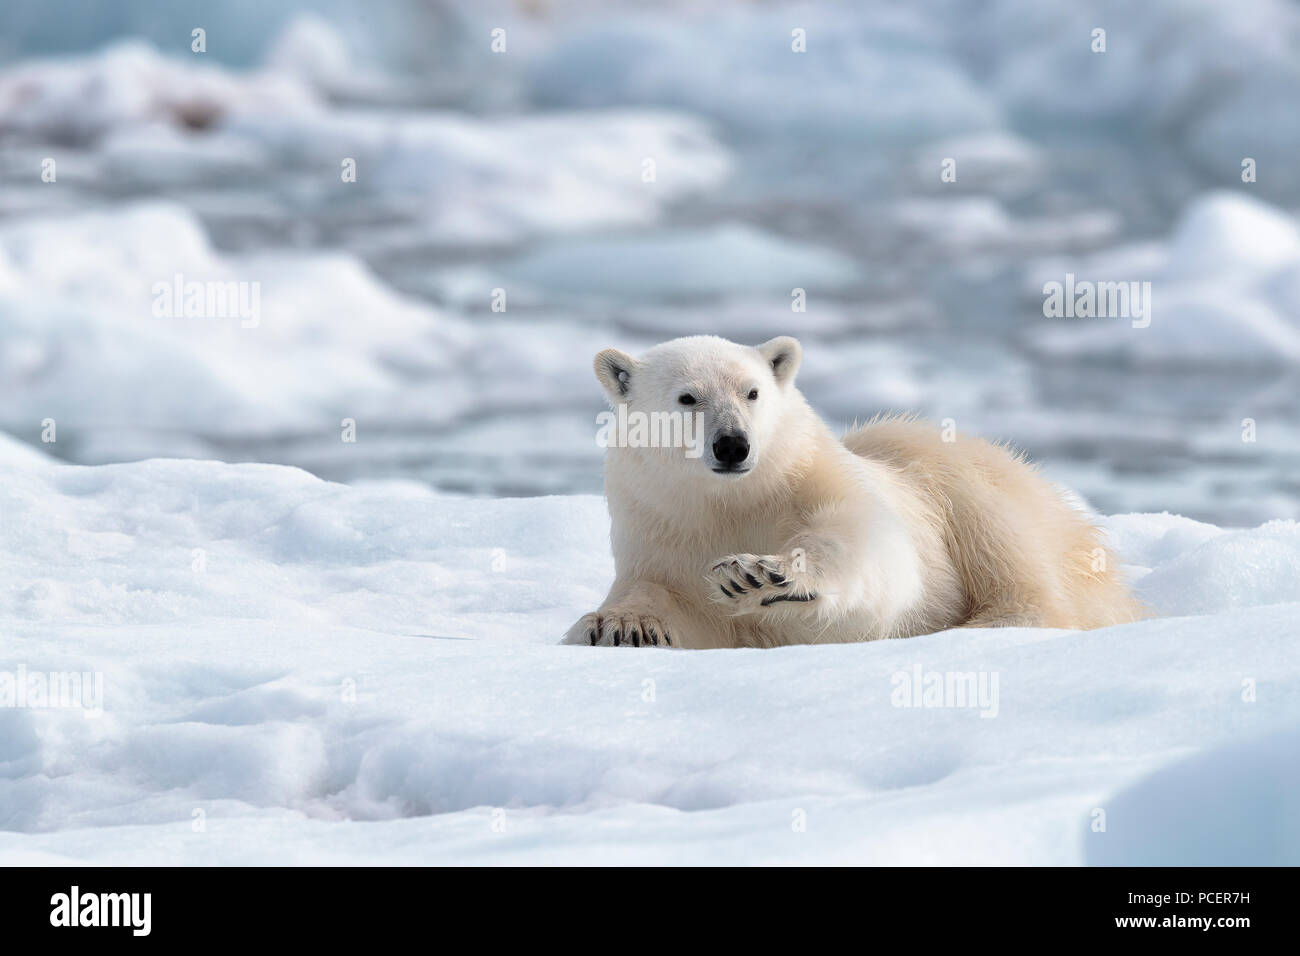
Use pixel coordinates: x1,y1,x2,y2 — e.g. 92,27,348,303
707,553,817,614
569,611,673,647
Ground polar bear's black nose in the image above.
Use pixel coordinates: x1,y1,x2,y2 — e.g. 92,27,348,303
712,432,750,467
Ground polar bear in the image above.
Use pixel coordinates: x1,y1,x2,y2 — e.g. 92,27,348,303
564,335,1143,649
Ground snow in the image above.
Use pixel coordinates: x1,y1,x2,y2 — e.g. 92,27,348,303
0,201,624,459
1086,726,1300,866
0,433,52,467
1166,193,1300,279
0,451,1296,864
0,42,731,243
1027,192,1300,364
1,3,1298,862
0,203,442,442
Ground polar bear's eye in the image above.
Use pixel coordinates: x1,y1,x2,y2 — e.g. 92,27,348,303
678,394,696,406
747,389,759,400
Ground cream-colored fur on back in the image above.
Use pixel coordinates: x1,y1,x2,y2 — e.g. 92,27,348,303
564,336,1144,649
842,415,1144,630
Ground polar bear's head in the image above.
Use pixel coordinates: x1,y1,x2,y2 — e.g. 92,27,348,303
593,335,805,484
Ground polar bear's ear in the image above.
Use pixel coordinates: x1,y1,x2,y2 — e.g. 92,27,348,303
758,336,802,386
593,348,638,402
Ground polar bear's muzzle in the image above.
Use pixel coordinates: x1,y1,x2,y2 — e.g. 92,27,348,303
709,430,752,476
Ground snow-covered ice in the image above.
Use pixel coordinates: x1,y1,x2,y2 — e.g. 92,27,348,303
0,201,625,464
0,451,1296,865
1027,193,1300,365
0,40,730,242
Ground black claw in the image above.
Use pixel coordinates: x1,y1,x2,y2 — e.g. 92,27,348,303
743,571,762,588
719,584,732,597
760,591,818,606
631,630,641,647
663,631,672,646
767,572,788,585
612,629,621,646
588,630,597,646
729,580,747,594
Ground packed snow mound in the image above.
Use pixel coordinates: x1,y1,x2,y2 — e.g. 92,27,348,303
1085,725,1300,866
0,454,1296,864
1027,193,1300,364
0,202,616,458
1107,512,1300,614
0,202,221,299
0,202,436,442
1166,193,1300,279
0,433,51,467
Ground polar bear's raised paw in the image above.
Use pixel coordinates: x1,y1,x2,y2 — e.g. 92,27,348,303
707,553,817,614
